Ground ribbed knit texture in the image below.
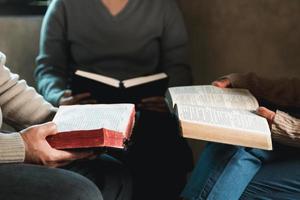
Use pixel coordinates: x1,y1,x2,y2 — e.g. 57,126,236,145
225,73,300,147
0,52,55,163
0,133,25,163
272,110,300,147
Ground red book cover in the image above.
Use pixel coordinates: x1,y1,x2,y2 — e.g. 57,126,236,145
46,104,135,150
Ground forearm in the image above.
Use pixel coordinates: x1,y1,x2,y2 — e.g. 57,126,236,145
35,0,69,106
226,73,300,108
271,110,300,147
164,62,193,87
0,132,25,163
0,54,55,127
35,68,66,106
162,0,192,87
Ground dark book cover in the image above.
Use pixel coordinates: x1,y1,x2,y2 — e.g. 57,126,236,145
70,72,169,104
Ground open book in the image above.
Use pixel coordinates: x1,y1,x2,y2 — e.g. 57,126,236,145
165,85,272,150
71,70,168,103
46,104,135,149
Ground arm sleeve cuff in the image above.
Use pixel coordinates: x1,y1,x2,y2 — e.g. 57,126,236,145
48,90,65,107
271,110,300,147
0,132,25,163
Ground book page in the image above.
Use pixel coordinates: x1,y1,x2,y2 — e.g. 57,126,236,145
176,105,270,134
122,73,168,88
53,104,134,135
168,85,258,110
75,70,120,88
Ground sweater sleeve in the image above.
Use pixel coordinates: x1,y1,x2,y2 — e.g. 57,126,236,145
161,0,192,87
34,0,69,106
0,52,56,163
0,133,25,163
0,52,55,128
225,73,300,108
271,110,300,147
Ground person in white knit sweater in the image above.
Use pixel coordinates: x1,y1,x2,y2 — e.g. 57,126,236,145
0,52,132,200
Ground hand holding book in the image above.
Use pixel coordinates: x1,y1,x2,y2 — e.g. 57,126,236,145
212,78,232,88
71,70,169,104
213,77,276,126
137,96,169,112
21,122,94,167
59,90,97,106
46,104,135,150
256,107,276,125
165,84,272,150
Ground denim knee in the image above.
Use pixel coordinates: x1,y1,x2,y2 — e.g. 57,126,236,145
57,169,103,200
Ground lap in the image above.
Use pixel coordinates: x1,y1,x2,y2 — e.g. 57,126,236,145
62,153,132,200
241,148,300,200
183,143,300,200
128,110,194,199
0,163,103,200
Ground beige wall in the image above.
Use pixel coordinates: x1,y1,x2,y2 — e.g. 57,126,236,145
0,16,42,86
1,0,300,160
179,0,300,84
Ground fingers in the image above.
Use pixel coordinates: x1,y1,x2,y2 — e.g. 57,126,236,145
138,102,169,112
256,107,276,124
63,89,72,97
59,92,92,105
49,161,73,168
141,96,164,103
79,99,98,104
72,93,91,102
37,122,58,138
51,149,94,163
212,78,231,88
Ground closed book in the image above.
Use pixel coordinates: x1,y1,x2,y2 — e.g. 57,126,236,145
71,70,168,103
46,104,135,149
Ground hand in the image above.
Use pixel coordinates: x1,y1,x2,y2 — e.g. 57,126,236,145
212,78,232,88
21,122,94,167
59,90,97,105
256,107,276,126
138,96,169,112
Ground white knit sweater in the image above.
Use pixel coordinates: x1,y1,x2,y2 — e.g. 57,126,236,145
0,52,54,163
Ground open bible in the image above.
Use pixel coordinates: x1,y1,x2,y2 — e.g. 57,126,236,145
46,104,135,150
71,70,168,103
165,85,272,150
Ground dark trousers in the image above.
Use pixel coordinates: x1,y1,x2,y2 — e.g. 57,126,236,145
0,154,132,200
126,111,194,200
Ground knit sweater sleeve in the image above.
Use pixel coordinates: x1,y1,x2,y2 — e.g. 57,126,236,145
224,73,300,108
34,0,68,106
0,133,25,163
271,110,300,147
0,52,55,163
161,0,192,87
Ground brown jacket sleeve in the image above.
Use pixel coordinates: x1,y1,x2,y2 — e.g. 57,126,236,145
222,72,300,147
225,73,300,108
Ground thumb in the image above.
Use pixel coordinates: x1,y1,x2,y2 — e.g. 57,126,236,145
64,90,72,97
212,79,231,88
256,107,275,124
39,122,58,138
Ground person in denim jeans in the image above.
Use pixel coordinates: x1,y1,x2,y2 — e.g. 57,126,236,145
181,73,300,200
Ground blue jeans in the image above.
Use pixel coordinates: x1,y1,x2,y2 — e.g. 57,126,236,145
182,143,300,200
